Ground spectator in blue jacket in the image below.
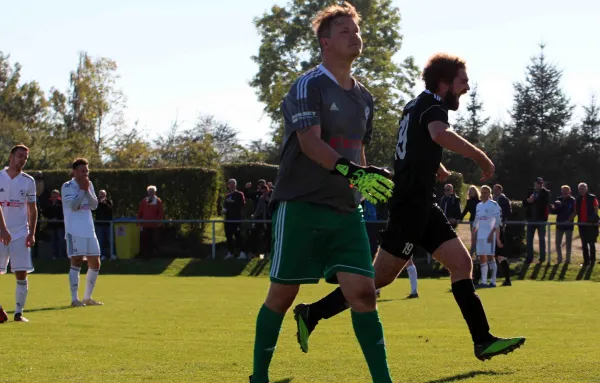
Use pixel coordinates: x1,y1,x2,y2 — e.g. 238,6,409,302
550,185,576,264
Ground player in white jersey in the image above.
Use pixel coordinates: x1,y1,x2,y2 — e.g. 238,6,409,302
473,185,503,288
61,158,103,307
0,145,37,323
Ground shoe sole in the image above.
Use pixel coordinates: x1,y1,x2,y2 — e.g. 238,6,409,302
293,306,309,354
477,338,526,361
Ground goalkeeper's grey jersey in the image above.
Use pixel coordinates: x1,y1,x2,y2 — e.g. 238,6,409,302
271,64,374,213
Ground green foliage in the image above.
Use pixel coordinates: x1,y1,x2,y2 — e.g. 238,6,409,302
499,44,574,196
435,171,464,200
505,200,527,258
250,0,419,167
32,167,220,231
221,163,279,188
443,86,488,185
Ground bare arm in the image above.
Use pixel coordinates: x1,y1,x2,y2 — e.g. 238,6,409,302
297,125,341,170
0,207,8,232
360,144,367,166
429,122,487,164
27,202,37,234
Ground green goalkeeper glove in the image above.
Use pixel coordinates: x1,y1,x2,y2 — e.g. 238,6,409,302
332,157,394,204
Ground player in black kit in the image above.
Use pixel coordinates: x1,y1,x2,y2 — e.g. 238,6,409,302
293,53,525,362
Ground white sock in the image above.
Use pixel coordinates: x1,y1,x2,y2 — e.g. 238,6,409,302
480,262,488,285
407,265,418,294
69,266,80,302
489,261,498,285
84,269,100,300
15,279,28,314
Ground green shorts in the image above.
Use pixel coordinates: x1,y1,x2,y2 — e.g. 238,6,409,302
269,201,374,285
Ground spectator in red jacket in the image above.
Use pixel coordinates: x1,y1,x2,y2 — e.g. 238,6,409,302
137,185,164,259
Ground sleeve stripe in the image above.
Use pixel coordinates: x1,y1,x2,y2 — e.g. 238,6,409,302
296,69,323,129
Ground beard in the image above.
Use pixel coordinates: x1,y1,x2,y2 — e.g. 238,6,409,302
444,88,460,111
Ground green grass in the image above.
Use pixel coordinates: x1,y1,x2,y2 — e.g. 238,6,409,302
1,274,599,382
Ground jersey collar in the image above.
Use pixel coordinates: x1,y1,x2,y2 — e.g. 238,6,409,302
424,89,443,102
318,63,358,89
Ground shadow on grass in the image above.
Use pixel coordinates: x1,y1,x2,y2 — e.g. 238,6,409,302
28,258,177,275
426,370,512,383
584,263,595,280
273,379,293,383
558,262,570,280
6,305,72,314
517,262,530,280
547,264,560,280
576,265,587,280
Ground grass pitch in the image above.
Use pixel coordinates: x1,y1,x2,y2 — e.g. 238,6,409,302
1,274,599,382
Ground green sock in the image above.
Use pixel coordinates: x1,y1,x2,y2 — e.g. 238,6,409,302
351,310,392,383
252,304,285,383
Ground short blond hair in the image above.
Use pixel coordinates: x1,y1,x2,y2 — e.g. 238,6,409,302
561,185,571,191
312,2,361,50
481,185,492,193
147,185,157,192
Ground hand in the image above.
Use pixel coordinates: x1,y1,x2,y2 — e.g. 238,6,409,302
449,218,457,225
79,176,90,191
476,152,495,182
332,158,394,205
437,167,451,182
497,238,504,248
0,229,11,246
487,233,493,243
527,195,534,203
25,233,35,248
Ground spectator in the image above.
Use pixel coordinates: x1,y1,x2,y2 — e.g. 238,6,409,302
247,185,273,259
571,182,599,266
523,177,550,264
493,184,513,286
550,185,576,264
461,185,481,255
95,189,115,261
223,179,246,260
32,171,49,258
439,183,461,229
137,185,164,259
45,189,66,259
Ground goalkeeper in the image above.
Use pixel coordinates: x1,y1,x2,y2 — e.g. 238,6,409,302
249,9,394,379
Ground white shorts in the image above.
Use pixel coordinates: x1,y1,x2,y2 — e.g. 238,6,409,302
0,236,34,274
476,238,496,256
66,233,101,258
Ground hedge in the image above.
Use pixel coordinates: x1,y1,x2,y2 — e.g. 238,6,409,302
504,200,527,258
32,167,220,225
435,171,464,200
221,163,279,188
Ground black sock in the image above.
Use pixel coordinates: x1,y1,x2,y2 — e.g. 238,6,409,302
308,287,349,327
501,260,511,282
451,279,494,344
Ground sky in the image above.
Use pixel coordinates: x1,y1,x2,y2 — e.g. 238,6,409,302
2,0,599,145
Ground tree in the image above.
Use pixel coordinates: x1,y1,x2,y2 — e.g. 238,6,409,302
192,115,245,164
443,85,489,184
250,0,419,167
106,125,156,168
52,52,125,161
580,94,600,149
499,44,574,195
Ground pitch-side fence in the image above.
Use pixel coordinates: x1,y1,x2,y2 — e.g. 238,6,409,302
36,219,598,262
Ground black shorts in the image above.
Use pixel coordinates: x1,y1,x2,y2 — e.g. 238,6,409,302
379,199,458,260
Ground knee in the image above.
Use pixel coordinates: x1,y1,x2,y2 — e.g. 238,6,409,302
264,284,299,314
447,253,473,278
374,270,396,289
89,257,101,270
345,287,376,312
71,257,83,268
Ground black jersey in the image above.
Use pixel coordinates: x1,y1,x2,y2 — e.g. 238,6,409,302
392,90,449,201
